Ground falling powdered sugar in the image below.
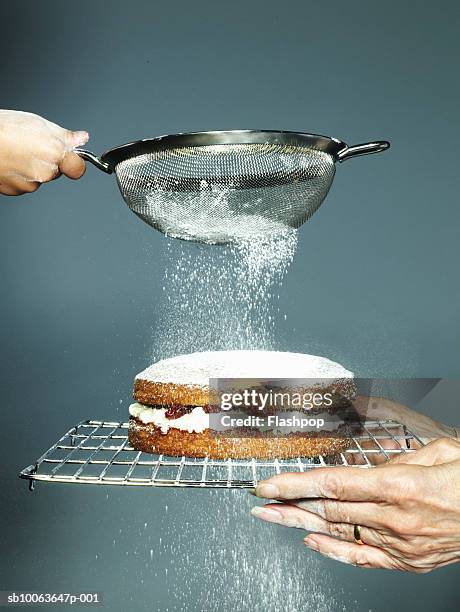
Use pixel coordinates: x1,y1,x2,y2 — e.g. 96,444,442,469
151,228,298,359
145,211,342,610
151,489,343,612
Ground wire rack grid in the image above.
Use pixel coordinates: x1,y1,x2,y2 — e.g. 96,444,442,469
19,419,423,490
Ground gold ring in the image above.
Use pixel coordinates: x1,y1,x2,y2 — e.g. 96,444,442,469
354,524,363,545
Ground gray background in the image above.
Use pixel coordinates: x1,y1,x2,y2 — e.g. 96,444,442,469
1,1,459,610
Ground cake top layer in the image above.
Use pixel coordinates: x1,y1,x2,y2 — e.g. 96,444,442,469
136,350,353,387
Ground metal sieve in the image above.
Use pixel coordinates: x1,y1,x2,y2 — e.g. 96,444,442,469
76,130,389,245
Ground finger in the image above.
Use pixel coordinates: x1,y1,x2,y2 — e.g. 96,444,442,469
63,129,89,151
0,183,22,196
2,176,40,195
304,534,396,569
384,437,460,466
31,159,60,183
17,180,41,193
255,467,389,502
251,503,382,547
379,451,420,466
48,168,62,181
58,152,86,179
291,499,386,529
251,503,328,530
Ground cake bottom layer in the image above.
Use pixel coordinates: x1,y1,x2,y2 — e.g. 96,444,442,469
128,417,353,459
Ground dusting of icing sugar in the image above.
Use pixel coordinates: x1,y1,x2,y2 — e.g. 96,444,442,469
136,350,353,386
143,185,298,245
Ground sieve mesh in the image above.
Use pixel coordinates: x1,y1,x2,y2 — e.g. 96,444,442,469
114,143,336,244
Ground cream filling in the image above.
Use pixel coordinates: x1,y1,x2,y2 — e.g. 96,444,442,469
129,403,209,434
129,403,343,435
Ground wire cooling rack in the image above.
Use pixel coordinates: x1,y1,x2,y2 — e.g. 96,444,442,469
19,419,423,490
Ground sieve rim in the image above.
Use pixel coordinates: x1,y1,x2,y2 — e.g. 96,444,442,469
99,130,346,172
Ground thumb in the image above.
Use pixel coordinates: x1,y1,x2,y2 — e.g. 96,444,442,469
63,129,90,151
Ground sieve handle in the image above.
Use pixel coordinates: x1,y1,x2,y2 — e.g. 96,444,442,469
75,148,112,174
337,141,390,162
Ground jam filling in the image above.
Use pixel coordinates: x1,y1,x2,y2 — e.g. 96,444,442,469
163,404,220,419
164,405,191,419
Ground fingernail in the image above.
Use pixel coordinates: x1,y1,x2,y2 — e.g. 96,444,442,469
250,506,282,523
72,131,89,147
255,483,279,499
247,488,256,496
304,537,319,551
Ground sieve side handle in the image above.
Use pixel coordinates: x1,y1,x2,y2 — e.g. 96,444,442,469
337,141,390,162
75,148,112,174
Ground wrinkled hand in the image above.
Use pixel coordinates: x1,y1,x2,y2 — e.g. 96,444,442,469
251,438,460,572
0,110,88,195
349,396,458,465
354,395,457,444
